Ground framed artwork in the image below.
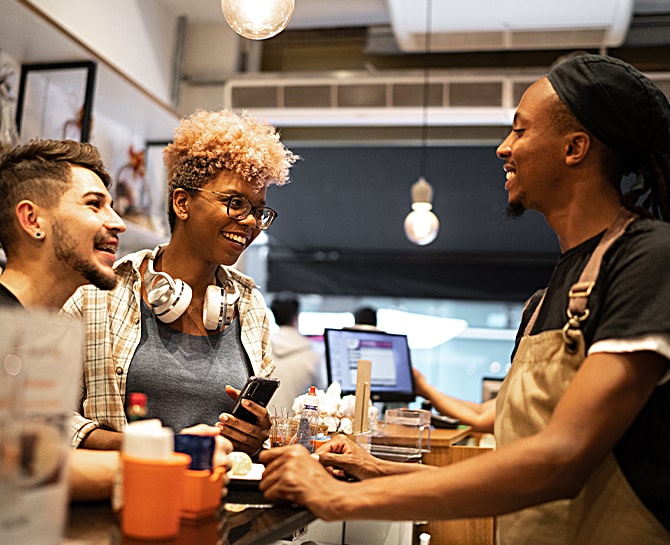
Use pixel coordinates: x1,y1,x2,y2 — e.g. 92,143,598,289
16,61,96,142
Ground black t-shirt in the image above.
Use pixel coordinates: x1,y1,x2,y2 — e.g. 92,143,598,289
515,217,670,532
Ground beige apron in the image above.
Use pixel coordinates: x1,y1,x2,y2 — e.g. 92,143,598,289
494,209,670,545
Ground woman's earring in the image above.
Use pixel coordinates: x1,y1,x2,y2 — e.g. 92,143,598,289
34,231,43,239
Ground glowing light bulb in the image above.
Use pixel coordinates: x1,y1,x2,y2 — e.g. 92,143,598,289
404,177,440,245
221,0,294,40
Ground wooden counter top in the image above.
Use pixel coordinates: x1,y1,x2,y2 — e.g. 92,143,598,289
65,499,314,545
429,426,472,447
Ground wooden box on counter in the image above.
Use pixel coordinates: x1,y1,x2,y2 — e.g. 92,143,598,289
419,429,495,545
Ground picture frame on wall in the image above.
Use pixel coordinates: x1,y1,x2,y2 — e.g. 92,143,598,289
16,61,96,142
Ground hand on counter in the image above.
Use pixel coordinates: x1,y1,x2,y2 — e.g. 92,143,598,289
314,434,383,480
68,449,119,501
316,434,433,480
259,445,351,521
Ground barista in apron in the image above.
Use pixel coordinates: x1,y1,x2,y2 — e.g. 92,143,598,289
495,208,669,544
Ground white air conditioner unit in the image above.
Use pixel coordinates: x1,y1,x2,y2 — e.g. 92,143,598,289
387,0,635,52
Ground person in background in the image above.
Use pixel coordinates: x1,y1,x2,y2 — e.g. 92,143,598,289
412,368,495,432
352,305,378,330
268,293,322,411
64,110,298,457
259,53,670,544
0,139,126,500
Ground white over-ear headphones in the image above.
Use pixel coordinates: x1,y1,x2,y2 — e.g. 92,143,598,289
144,245,239,330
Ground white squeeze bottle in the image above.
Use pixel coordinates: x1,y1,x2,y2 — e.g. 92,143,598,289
296,386,319,453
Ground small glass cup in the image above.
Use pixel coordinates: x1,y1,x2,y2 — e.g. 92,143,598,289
270,416,292,448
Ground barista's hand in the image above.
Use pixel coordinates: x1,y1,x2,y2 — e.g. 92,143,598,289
315,434,383,480
217,385,271,456
259,445,350,521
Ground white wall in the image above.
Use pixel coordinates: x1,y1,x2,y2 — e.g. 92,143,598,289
177,21,242,114
25,0,177,105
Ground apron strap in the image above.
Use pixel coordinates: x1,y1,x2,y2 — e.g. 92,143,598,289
523,289,546,337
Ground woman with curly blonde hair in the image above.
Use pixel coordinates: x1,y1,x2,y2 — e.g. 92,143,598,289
64,110,299,458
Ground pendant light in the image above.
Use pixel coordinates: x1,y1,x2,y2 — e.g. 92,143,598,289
404,177,439,246
404,0,440,246
221,0,294,41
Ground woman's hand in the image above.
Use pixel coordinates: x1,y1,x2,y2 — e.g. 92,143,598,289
217,385,271,456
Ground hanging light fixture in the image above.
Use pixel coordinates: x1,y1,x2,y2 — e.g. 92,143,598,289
221,0,294,41
404,0,440,246
404,177,439,245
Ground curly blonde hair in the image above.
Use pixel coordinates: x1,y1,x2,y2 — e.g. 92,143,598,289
163,109,298,230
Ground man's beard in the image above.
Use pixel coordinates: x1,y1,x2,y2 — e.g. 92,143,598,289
52,221,117,291
506,198,526,219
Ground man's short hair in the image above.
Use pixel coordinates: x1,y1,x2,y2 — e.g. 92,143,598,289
0,139,111,255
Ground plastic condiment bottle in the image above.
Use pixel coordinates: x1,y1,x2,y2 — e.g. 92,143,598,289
296,386,319,453
113,392,150,513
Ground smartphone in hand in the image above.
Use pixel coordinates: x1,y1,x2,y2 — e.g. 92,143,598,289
230,376,280,424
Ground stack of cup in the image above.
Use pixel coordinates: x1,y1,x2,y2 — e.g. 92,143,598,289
121,420,190,540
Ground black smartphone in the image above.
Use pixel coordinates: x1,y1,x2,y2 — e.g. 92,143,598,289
230,376,280,424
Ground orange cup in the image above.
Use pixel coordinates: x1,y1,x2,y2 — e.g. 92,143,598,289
181,467,226,520
121,452,191,540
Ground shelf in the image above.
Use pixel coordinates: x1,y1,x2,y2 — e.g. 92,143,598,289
0,0,179,142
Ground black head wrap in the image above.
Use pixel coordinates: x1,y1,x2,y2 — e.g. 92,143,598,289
547,53,670,220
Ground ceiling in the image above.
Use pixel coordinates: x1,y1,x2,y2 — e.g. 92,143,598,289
156,0,670,50
164,0,670,124
156,0,391,29
158,0,670,29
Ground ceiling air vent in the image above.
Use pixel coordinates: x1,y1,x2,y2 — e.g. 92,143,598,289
387,0,634,52
223,70,670,128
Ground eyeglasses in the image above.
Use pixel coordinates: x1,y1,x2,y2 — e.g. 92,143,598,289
190,188,277,230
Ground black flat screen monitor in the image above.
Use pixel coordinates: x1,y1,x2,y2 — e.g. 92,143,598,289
324,328,415,403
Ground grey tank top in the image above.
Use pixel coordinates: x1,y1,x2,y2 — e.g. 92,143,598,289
126,300,252,432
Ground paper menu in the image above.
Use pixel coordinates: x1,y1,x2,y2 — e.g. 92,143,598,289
0,309,83,545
